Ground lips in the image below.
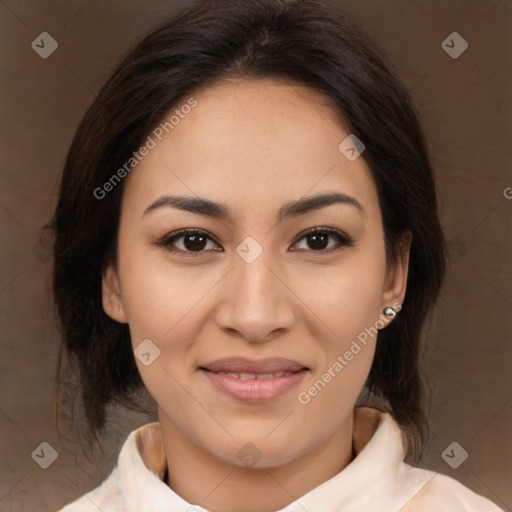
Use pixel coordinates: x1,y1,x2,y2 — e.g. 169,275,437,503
200,357,308,374
199,357,309,403
213,371,297,380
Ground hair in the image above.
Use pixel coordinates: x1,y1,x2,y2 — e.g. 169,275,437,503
51,0,446,463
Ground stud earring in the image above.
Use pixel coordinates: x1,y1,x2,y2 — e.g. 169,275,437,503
383,306,397,318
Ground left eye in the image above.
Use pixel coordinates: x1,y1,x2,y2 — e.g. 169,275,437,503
292,227,354,252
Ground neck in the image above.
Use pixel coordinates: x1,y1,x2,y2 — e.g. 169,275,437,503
158,411,355,512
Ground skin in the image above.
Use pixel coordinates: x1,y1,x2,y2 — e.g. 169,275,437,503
102,78,411,512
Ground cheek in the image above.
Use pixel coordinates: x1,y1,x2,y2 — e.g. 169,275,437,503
117,245,220,343
288,243,385,408
293,265,381,389
290,259,382,442
119,255,215,424
290,251,386,345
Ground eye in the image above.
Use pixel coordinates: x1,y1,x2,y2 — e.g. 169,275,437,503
291,227,355,252
155,228,222,256
154,226,354,256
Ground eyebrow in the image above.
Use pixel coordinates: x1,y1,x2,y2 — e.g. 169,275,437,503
143,192,364,221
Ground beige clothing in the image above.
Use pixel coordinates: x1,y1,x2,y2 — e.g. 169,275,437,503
58,407,504,511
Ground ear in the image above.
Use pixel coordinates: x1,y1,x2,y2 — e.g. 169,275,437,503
102,265,128,323
379,231,412,327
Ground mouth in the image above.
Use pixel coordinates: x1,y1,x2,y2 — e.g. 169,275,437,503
200,356,309,374
201,370,301,380
199,357,310,403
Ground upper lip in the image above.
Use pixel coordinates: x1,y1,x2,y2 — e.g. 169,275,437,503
200,357,309,374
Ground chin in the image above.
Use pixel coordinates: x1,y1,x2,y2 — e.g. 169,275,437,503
209,431,309,470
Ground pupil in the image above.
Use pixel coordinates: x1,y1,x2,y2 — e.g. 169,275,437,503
185,235,206,251
309,233,328,250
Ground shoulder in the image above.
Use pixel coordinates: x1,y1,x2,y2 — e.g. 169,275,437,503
398,464,505,512
55,421,170,512
56,469,125,512
55,424,143,511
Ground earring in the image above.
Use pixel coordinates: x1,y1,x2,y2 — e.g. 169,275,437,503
383,306,397,318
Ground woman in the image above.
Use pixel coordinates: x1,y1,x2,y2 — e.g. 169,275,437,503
52,0,504,510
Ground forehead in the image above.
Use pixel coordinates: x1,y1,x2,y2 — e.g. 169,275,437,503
122,78,379,220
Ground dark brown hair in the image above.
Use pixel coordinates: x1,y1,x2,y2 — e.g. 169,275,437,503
51,0,446,463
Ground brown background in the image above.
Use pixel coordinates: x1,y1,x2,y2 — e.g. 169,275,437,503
0,0,510,510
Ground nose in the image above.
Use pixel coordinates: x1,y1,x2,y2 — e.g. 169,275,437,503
214,244,296,343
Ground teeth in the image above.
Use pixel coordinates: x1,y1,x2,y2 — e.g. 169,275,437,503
218,371,295,379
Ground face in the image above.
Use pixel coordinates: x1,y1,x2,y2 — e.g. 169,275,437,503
102,78,410,468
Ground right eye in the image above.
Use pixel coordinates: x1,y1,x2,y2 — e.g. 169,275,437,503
155,228,223,256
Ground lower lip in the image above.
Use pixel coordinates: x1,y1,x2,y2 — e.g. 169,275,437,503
201,369,308,403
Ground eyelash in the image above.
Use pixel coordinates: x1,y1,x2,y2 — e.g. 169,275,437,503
154,227,355,257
